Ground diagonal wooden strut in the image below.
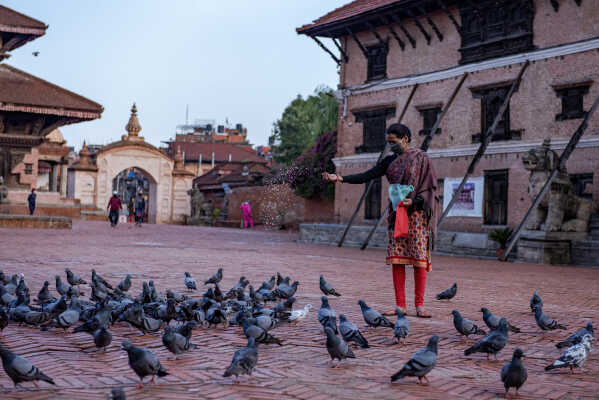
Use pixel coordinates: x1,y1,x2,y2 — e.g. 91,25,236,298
332,38,349,63
310,36,340,65
437,60,530,228
337,84,419,247
499,93,599,261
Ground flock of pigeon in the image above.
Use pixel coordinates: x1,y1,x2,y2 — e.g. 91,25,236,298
0,267,595,399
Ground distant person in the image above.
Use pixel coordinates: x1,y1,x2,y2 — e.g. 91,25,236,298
27,188,36,215
134,190,146,227
241,201,254,228
107,191,122,228
127,196,135,224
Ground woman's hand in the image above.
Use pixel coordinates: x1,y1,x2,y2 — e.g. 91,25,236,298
322,172,342,183
402,198,413,206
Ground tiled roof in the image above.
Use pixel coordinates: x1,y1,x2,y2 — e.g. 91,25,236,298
0,5,47,33
193,162,270,188
168,142,267,164
0,64,103,119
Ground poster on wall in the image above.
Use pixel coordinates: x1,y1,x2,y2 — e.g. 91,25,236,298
442,177,484,217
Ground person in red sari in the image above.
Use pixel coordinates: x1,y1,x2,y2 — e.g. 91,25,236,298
323,123,437,318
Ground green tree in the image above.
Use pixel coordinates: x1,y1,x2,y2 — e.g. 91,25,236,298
270,86,338,166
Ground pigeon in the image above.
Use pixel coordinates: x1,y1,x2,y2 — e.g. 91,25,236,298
36,281,55,304
339,314,369,348
289,304,312,322
204,268,223,285
546,333,594,373
0,307,8,332
533,305,567,331
175,321,197,341
41,300,80,331
501,348,528,398
223,337,258,380
358,300,393,329
394,308,410,343
1,284,15,306
65,268,87,286
117,274,132,292
530,291,543,313
452,310,486,338
0,344,55,389
273,281,299,299
184,272,197,291
93,327,112,352
465,318,509,359
206,305,228,328
55,275,69,296
109,387,126,400
247,315,279,332
391,336,438,384
324,327,355,366
436,283,457,300
556,322,594,349
241,319,282,345
120,340,168,388
318,296,338,334
319,275,341,297
481,307,520,333
162,325,195,356
273,297,295,320
92,269,113,290
259,276,275,291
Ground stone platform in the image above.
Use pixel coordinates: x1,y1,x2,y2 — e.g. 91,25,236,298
0,214,72,229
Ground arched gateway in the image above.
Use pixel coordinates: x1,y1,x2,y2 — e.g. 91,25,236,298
68,104,194,224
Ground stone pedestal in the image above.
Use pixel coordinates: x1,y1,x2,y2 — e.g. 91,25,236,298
517,230,588,265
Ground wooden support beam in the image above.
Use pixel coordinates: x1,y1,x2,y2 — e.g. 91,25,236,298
406,9,432,45
438,61,530,228
436,0,461,33
390,14,416,48
550,0,560,12
332,38,349,63
366,21,388,48
574,0,582,6
419,7,443,41
346,28,369,58
500,92,599,261
311,36,340,65
379,14,405,50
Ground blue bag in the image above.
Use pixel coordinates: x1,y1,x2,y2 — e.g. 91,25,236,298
389,184,414,211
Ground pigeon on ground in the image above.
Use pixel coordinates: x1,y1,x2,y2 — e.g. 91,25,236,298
545,333,594,373
273,281,299,299
358,300,393,329
501,348,527,398
391,336,438,384
1,284,15,306
452,310,486,338
530,291,543,313
184,272,197,291
40,300,80,331
0,307,8,332
0,344,55,389
223,337,258,380
325,327,355,366
120,340,168,388
289,304,312,322
117,274,132,292
4,275,18,294
481,307,520,333
65,268,87,286
109,387,126,400
92,269,113,290
394,308,410,343
465,318,509,360
339,314,369,348
162,325,195,356
318,296,338,334
175,321,197,341
259,276,275,291
319,275,341,297
273,297,295,320
55,275,69,296
533,305,567,331
241,319,282,345
204,268,223,285
93,327,112,352
36,281,55,304
556,322,594,349
436,283,457,300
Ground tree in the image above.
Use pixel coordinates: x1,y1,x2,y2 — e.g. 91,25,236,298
270,86,338,166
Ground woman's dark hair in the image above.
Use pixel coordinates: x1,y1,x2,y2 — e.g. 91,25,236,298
386,123,411,143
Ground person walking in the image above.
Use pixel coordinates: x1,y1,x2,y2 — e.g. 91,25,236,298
241,201,254,228
134,190,146,227
322,123,437,318
127,196,135,224
107,191,123,228
27,188,37,215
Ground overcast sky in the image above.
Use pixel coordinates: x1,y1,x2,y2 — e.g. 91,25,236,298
3,0,346,150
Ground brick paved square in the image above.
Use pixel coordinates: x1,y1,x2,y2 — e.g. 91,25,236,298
0,221,597,399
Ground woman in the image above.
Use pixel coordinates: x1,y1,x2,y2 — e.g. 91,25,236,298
323,123,437,318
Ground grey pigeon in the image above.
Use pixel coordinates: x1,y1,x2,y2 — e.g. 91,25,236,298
324,326,355,366
204,268,223,285
248,315,279,332
273,297,295,320
242,319,282,345
533,305,567,331
117,274,132,292
358,300,393,329
481,307,520,333
530,291,543,313
92,269,113,290
55,275,69,296
93,327,112,352
259,276,275,291
36,281,55,304
556,322,593,349
464,318,509,359
546,333,594,373
319,275,341,297
317,296,337,334
175,321,197,341
1,284,15,306
0,307,8,332
162,325,195,356
501,348,527,398
273,281,299,299
109,387,126,400
184,272,197,291
65,268,87,286
436,282,457,300
0,344,55,389
4,275,18,294
339,314,369,348
41,300,80,331
394,308,410,343
391,336,438,384
223,337,258,379
120,340,168,388
452,310,486,338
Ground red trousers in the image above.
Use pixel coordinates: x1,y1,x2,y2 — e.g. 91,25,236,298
392,265,427,308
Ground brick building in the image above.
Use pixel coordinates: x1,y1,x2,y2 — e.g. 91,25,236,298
297,0,599,239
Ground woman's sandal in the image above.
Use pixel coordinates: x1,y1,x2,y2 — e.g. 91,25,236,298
415,307,432,318
383,307,407,316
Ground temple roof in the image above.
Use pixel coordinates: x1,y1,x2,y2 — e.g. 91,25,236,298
167,142,267,164
0,64,103,119
0,5,47,55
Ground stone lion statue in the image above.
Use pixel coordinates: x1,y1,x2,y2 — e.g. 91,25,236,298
522,138,592,232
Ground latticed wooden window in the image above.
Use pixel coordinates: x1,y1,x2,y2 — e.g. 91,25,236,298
353,107,396,154
418,107,442,136
555,85,590,121
484,170,508,225
366,44,387,81
24,163,33,175
471,85,521,143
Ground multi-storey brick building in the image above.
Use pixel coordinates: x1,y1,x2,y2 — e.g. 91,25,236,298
298,0,599,243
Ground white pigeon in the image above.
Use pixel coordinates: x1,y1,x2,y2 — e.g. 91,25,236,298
289,304,312,322
545,333,594,373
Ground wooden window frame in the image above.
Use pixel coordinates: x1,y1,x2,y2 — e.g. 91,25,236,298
484,169,509,226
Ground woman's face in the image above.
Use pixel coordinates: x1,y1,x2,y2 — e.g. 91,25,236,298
387,133,409,151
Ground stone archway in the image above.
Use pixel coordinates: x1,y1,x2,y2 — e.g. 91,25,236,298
112,166,158,223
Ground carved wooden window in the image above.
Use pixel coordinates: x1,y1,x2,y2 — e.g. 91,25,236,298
569,173,593,200
459,0,535,64
24,163,33,175
366,43,388,82
353,107,396,154
472,86,521,143
365,177,382,220
484,169,508,225
555,84,590,121
418,107,442,136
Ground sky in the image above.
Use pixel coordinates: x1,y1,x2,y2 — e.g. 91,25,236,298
3,0,348,150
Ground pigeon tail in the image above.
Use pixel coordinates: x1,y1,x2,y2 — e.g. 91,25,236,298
391,368,408,382
464,345,478,356
157,366,169,377
556,341,571,349
37,371,56,385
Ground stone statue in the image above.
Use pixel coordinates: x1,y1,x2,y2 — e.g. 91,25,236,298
522,138,592,232
187,188,214,225
188,188,204,219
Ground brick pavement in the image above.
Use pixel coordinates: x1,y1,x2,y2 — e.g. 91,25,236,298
0,220,598,400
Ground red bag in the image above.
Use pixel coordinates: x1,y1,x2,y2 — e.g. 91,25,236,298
393,202,409,239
